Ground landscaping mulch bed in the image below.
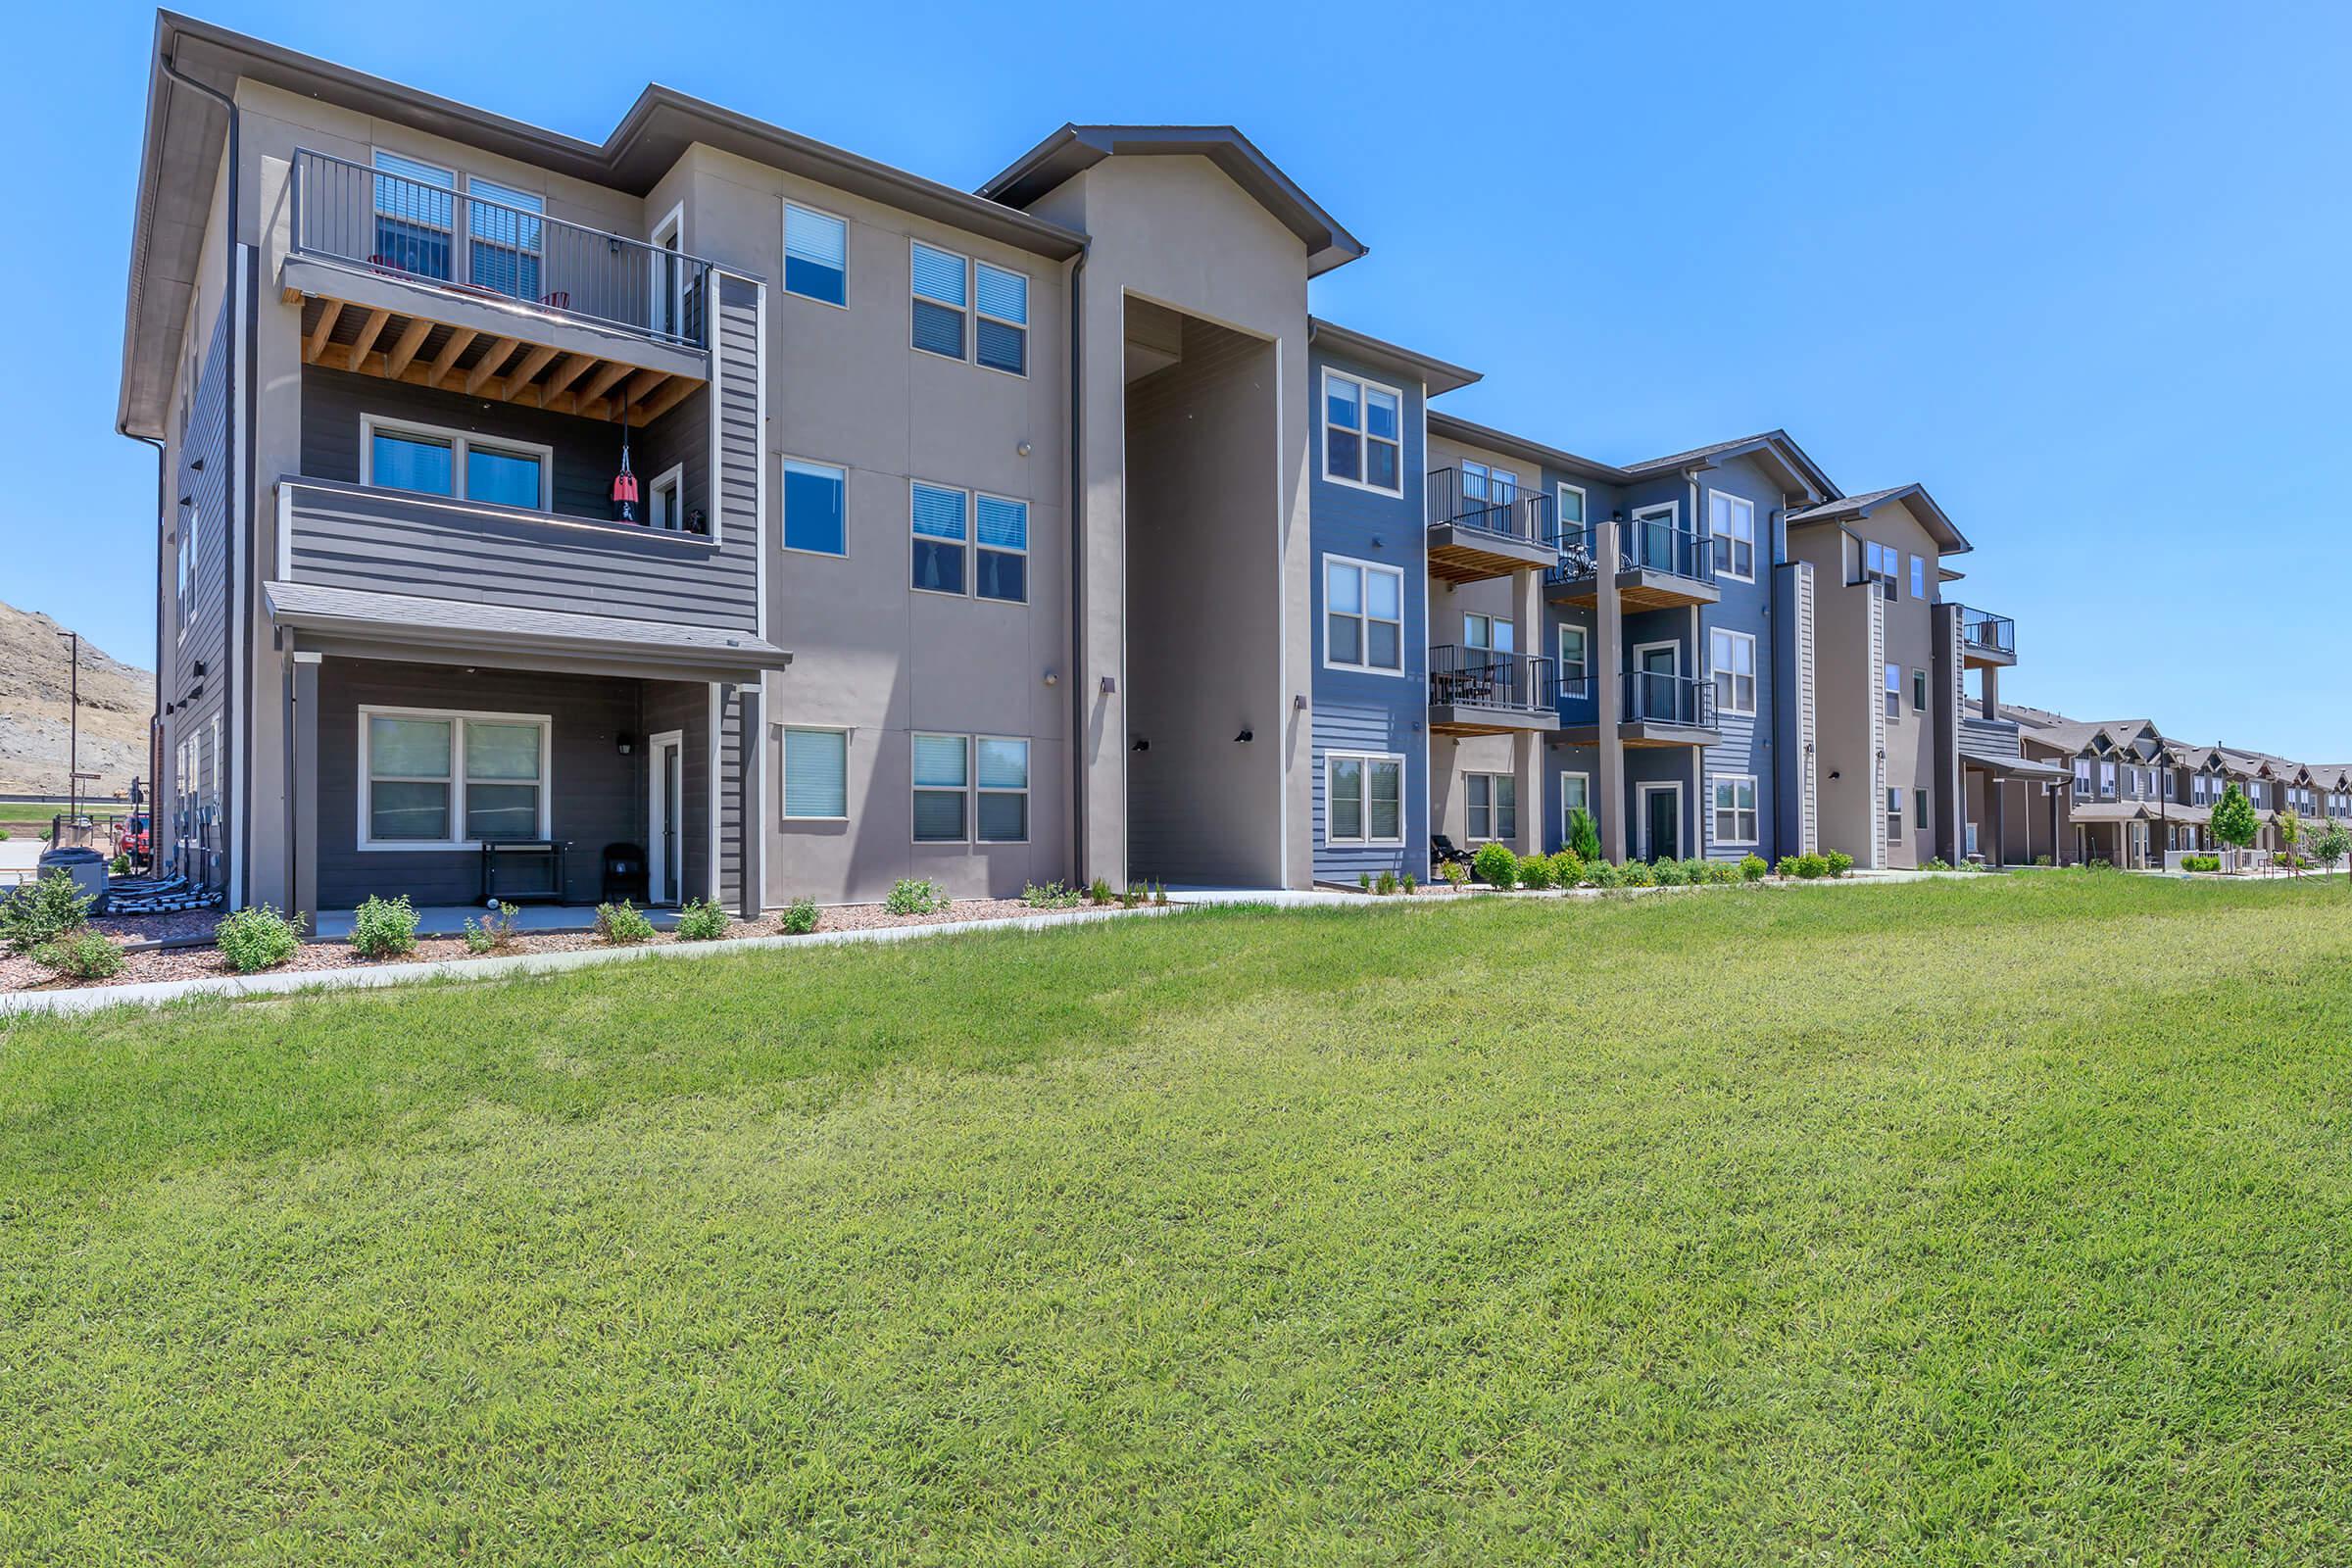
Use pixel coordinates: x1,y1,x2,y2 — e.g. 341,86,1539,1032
0,897,1090,994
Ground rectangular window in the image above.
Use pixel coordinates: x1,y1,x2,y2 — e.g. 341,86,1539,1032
1324,557,1403,672
1912,668,1929,712
362,416,550,512
361,707,547,849
1885,662,1902,720
466,176,543,303
910,481,967,595
1910,553,1928,601
1710,629,1757,714
1322,372,1402,493
648,464,686,532
2099,761,2118,798
1464,613,1514,652
1712,774,1759,846
1887,786,1904,832
911,732,970,842
781,726,849,819
784,203,849,306
975,263,1028,374
1466,773,1517,842
2076,760,2094,800
909,241,968,360
1557,483,1588,538
1560,771,1592,842
1557,624,1589,694
1916,788,1931,830
1326,752,1403,844
975,495,1028,603
371,150,455,280
976,737,1030,843
1708,491,1756,580
1863,540,1900,599
368,426,455,496
784,459,847,555
464,443,545,510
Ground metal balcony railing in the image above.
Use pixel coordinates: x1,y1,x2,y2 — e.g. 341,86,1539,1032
1620,515,1716,582
1623,669,1716,728
1428,646,1558,712
291,148,715,349
1426,469,1560,549
1960,607,2016,657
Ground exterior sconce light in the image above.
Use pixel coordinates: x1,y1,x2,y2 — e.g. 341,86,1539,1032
1234,728,1253,744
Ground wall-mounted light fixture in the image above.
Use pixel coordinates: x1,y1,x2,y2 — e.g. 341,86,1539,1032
1100,675,1117,695
616,731,636,756
1234,728,1253,744
1043,669,1058,687
1132,736,1150,753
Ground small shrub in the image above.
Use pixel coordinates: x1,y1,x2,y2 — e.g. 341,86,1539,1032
1777,853,1830,881
2034,854,2053,867
1924,857,1953,871
778,898,819,935
1471,843,1519,889
349,894,418,960
463,902,520,955
1441,861,1471,889
216,904,304,973
2,870,97,953
2087,858,2114,871
109,853,131,874
1566,807,1601,864
1545,851,1585,887
1087,877,1114,906
1581,858,1622,889
1681,858,1714,884
1826,850,1854,878
593,899,657,945
2181,855,2222,873
1400,873,1416,895
1620,860,1657,888
674,898,730,942
1358,871,1373,892
1022,881,1083,909
1740,854,1770,882
886,878,949,916
1375,868,1399,897
35,929,123,981
1651,858,1689,887
1517,855,1554,891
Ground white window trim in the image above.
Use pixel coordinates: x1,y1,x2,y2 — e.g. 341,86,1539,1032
909,477,971,601
1710,772,1760,848
1559,770,1592,843
1556,622,1590,692
910,731,973,844
781,200,851,310
359,413,555,513
779,723,852,822
972,491,1031,604
1706,489,1757,583
1464,771,1518,844
1318,368,1405,496
1323,751,1406,846
1556,481,1588,538
357,704,551,853
1463,612,1516,654
974,734,1032,844
781,455,849,559
1637,780,1684,860
1320,553,1407,677
908,238,971,362
646,462,687,533
973,261,1030,379
1709,628,1758,716
649,203,687,340
1633,639,1683,677
1912,667,1929,713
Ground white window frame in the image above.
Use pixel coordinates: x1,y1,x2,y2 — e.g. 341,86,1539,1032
1885,661,1902,720
1556,482,1589,540
1910,553,1929,601
910,731,972,843
1711,772,1759,847
1912,667,1929,713
1321,554,1406,676
1324,751,1406,846
1319,368,1404,496
649,204,687,342
908,478,970,600
1559,770,1592,842
360,414,554,512
779,724,851,822
908,238,970,362
974,734,1032,844
1629,500,1681,572
1886,785,1905,831
972,492,1030,604
781,455,849,558
357,704,551,853
647,463,686,533
1464,613,1515,653
1709,628,1757,715
1556,622,1590,694
1638,780,1685,860
1464,771,1518,844
973,261,1030,378
1707,489,1756,582
782,200,850,309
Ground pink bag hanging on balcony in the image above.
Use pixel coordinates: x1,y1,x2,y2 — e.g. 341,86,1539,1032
611,406,641,523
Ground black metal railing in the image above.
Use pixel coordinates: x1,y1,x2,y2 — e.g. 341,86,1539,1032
1959,607,2016,657
291,148,715,349
1428,646,1558,712
1622,669,1717,728
1618,515,1716,582
1426,469,1560,549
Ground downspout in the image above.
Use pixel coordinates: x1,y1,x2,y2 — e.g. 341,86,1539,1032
123,433,167,850
1066,242,1089,886
159,49,244,902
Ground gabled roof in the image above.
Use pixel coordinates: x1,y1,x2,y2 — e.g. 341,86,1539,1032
979,124,1366,276
1998,702,2077,730
1620,430,1838,503
1425,413,1623,484
1786,482,1972,556
1309,319,1481,396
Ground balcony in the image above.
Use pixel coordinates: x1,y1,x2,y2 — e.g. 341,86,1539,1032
1544,516,1720,611
1425,468,1561,584
1427,646,1562,736
284,149,711,424
1564,670,1720,749
1959,607,2017,667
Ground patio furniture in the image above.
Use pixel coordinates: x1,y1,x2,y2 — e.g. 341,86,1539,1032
601,842,648,906
480,839,568,905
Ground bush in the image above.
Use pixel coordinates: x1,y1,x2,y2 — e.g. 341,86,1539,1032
35,929,123,980
1924,858,1953,872
1826,851,1854,878
1400,873,1416,895
349,895,419,959
0,870,95,953
1740,854,1770,882
1545,851,1585,888
2087,858,2114,871
110,854,131,875
2034,854,2053,867
1375,868,1399,897
1566,807,1601,863
1778,853,1831,881
1517,855,1553,891
1441,861,1471,889
1651,858,1690,887
1583,858,1624,889
1620,860,1656,888
463,902,520,955
1152,882,1170,907
778,898,819,935
886,878,949,916
593,900,657,945
216,904,304,973
1471,843,1519,888
1087,877,1115,906
1358,871,1373,892
674,898,730,942
1021,881,1083,909
1704,858,1739,885
2181,855,2222,873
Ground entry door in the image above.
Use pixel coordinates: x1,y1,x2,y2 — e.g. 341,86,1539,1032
649,730,685,906
1636,644,1680,721
1643,787,1681,861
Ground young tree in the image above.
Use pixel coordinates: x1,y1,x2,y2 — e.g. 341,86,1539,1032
2278,807,2305,877
2310,818,2350,884
2210,782,2261,871
1567,806,1602,864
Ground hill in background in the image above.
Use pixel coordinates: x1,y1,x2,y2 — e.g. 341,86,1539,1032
0,602,152,799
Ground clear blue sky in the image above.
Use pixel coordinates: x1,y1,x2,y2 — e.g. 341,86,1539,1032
18,1,2351,758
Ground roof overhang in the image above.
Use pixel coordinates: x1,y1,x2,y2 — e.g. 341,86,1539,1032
1308,318,1480,396
1622,430,1838,505
1426,412,1623,484
1786,481,1971,555
1970,752,2070,781
979,124,1366,276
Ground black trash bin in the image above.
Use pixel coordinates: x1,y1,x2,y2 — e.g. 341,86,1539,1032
602,842,648,905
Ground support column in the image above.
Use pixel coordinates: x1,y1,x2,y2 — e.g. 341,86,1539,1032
738,681,764,920
290,651,320,927
1988,769,2006,866
1596,523,1627,863
1514,564,1544,858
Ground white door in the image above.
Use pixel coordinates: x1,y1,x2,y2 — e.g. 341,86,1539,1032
648,729,684,906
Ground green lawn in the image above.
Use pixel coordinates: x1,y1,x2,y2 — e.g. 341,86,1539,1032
4,877,2350,1565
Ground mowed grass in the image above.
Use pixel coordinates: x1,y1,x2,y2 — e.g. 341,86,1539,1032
4,878,2350,1565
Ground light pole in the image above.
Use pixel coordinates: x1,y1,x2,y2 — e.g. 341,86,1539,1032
57,630,78,824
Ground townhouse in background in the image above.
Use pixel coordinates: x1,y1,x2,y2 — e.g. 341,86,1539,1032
122,12,2034,921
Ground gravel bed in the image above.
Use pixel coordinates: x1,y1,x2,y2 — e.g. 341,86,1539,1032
0,897,1091,994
